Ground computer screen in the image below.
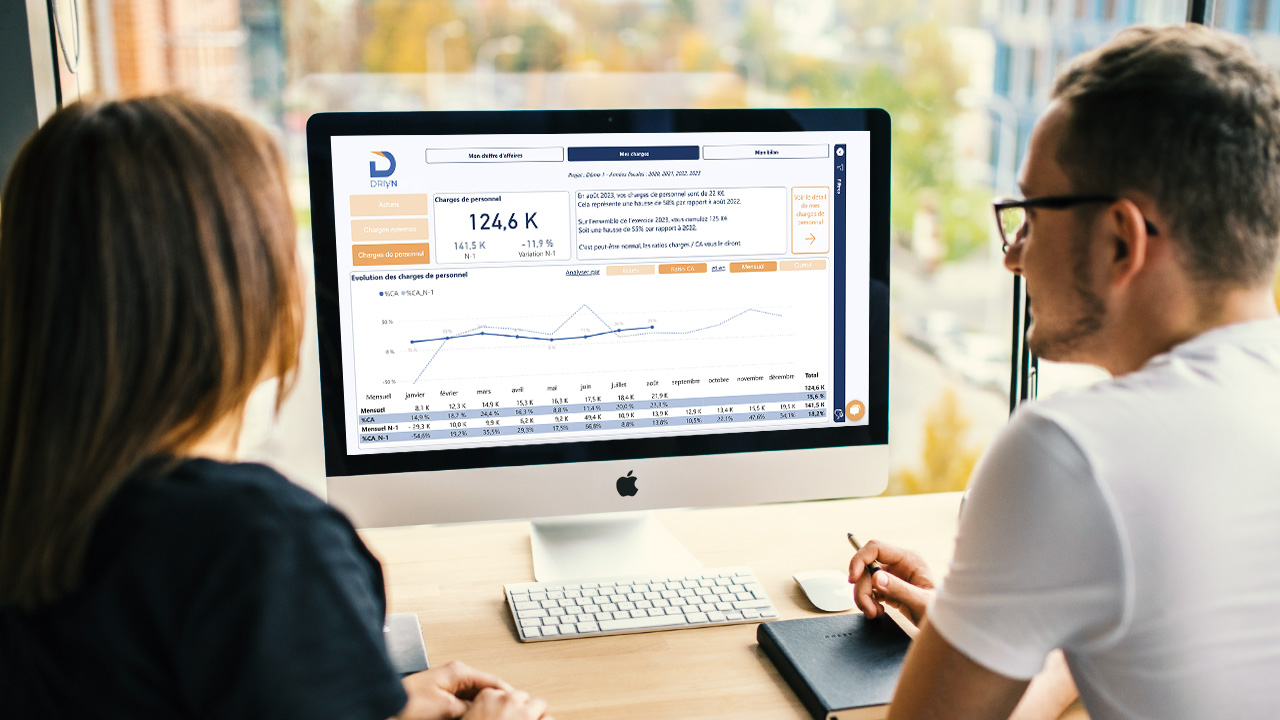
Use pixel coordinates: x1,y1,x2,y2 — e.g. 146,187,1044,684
306,109,889,532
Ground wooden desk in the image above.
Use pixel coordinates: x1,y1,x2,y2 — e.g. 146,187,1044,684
362,492,1084,719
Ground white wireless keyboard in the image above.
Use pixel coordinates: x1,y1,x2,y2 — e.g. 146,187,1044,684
504,566,778,642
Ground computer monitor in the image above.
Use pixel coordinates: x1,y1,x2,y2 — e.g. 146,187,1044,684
306,109,889,580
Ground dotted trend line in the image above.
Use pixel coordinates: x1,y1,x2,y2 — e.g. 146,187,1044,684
625,309,781,337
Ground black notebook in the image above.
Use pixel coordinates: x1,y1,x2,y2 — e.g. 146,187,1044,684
757,614,913,720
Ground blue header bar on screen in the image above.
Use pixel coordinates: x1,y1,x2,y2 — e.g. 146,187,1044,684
567,146,700,162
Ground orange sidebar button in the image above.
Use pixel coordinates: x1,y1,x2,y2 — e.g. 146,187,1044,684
729,261,778,273
658,263,708,275
352,243,430,267
350,194,430,217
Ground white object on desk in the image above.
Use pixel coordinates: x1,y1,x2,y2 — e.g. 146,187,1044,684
792,569,856,612
505,566,778,642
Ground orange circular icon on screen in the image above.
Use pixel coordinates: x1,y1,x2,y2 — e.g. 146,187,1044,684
844,400,866,421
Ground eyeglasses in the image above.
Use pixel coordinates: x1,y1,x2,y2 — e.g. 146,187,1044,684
993,194,1158,253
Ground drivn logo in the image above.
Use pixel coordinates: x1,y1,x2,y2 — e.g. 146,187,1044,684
369,151,396,177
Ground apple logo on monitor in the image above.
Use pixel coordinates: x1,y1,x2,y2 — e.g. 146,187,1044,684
616,470,639,497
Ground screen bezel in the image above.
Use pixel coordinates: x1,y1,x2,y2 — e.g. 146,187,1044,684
306,108,890,478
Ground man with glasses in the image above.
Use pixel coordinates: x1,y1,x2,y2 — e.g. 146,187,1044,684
849,25,1280,719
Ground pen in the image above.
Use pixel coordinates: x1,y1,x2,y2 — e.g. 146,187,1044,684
847,532,881,577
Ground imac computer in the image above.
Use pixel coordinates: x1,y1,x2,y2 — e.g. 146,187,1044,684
306,109,889,582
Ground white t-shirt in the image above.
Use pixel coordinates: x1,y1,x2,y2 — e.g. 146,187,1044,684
928,318,1280,720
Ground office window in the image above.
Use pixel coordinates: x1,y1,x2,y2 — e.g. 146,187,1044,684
1208,0,1280,337
49,0,1187,497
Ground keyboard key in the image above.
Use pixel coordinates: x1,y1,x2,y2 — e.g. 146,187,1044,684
643,591,660,600
699,603,716,613
726,611,744,621
678,588,694,597
542,625,560,636
599,615,688,632
530,592,547,601
595,612,613,622
576,622,599,633
671,598,688,606
742,609,760,619
715,577,732,586
565,590,581,598
549,608,566,617
636,600,653,610
629,609,647,619
732,598,772,610
519,617,542,627
736,592,753,602
653,599,670,608
600,603,618,613
521,609,548,618
707,611,727,622
685,612,709,624
715,602,733,612
574,597,592,606
664,606,682,615
729,584,745,594
618,601,636,611
547,591,564,599
758,607,778,618
582,588,599,597
558,599,575,608
514,601,539,611
565,584,581,590
584,604,600,614
613,611,630,620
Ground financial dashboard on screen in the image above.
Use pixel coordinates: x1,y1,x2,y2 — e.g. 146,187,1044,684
308,110,889,477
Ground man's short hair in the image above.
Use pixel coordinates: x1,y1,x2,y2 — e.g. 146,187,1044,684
1053,25,1280,288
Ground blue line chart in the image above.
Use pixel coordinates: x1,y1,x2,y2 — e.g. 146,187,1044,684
408,304,781,383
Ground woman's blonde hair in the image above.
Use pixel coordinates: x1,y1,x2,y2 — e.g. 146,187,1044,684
0,95,304,609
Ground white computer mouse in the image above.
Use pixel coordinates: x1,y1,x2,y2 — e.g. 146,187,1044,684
793,569,856,613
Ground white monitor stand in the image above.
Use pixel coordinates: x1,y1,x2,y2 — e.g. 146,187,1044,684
529,512,701,582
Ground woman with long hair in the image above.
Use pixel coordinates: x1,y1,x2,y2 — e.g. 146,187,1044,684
0,95,549,720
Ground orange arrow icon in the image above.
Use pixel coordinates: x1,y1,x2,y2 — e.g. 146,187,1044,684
807,233,816,245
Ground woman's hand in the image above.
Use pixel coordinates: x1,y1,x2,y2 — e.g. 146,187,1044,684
396,661,514,720
460,688,552,720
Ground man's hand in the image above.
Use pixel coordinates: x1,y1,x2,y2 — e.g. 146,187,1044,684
848,539,936,627
461,688,553,720
395,661,515,720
